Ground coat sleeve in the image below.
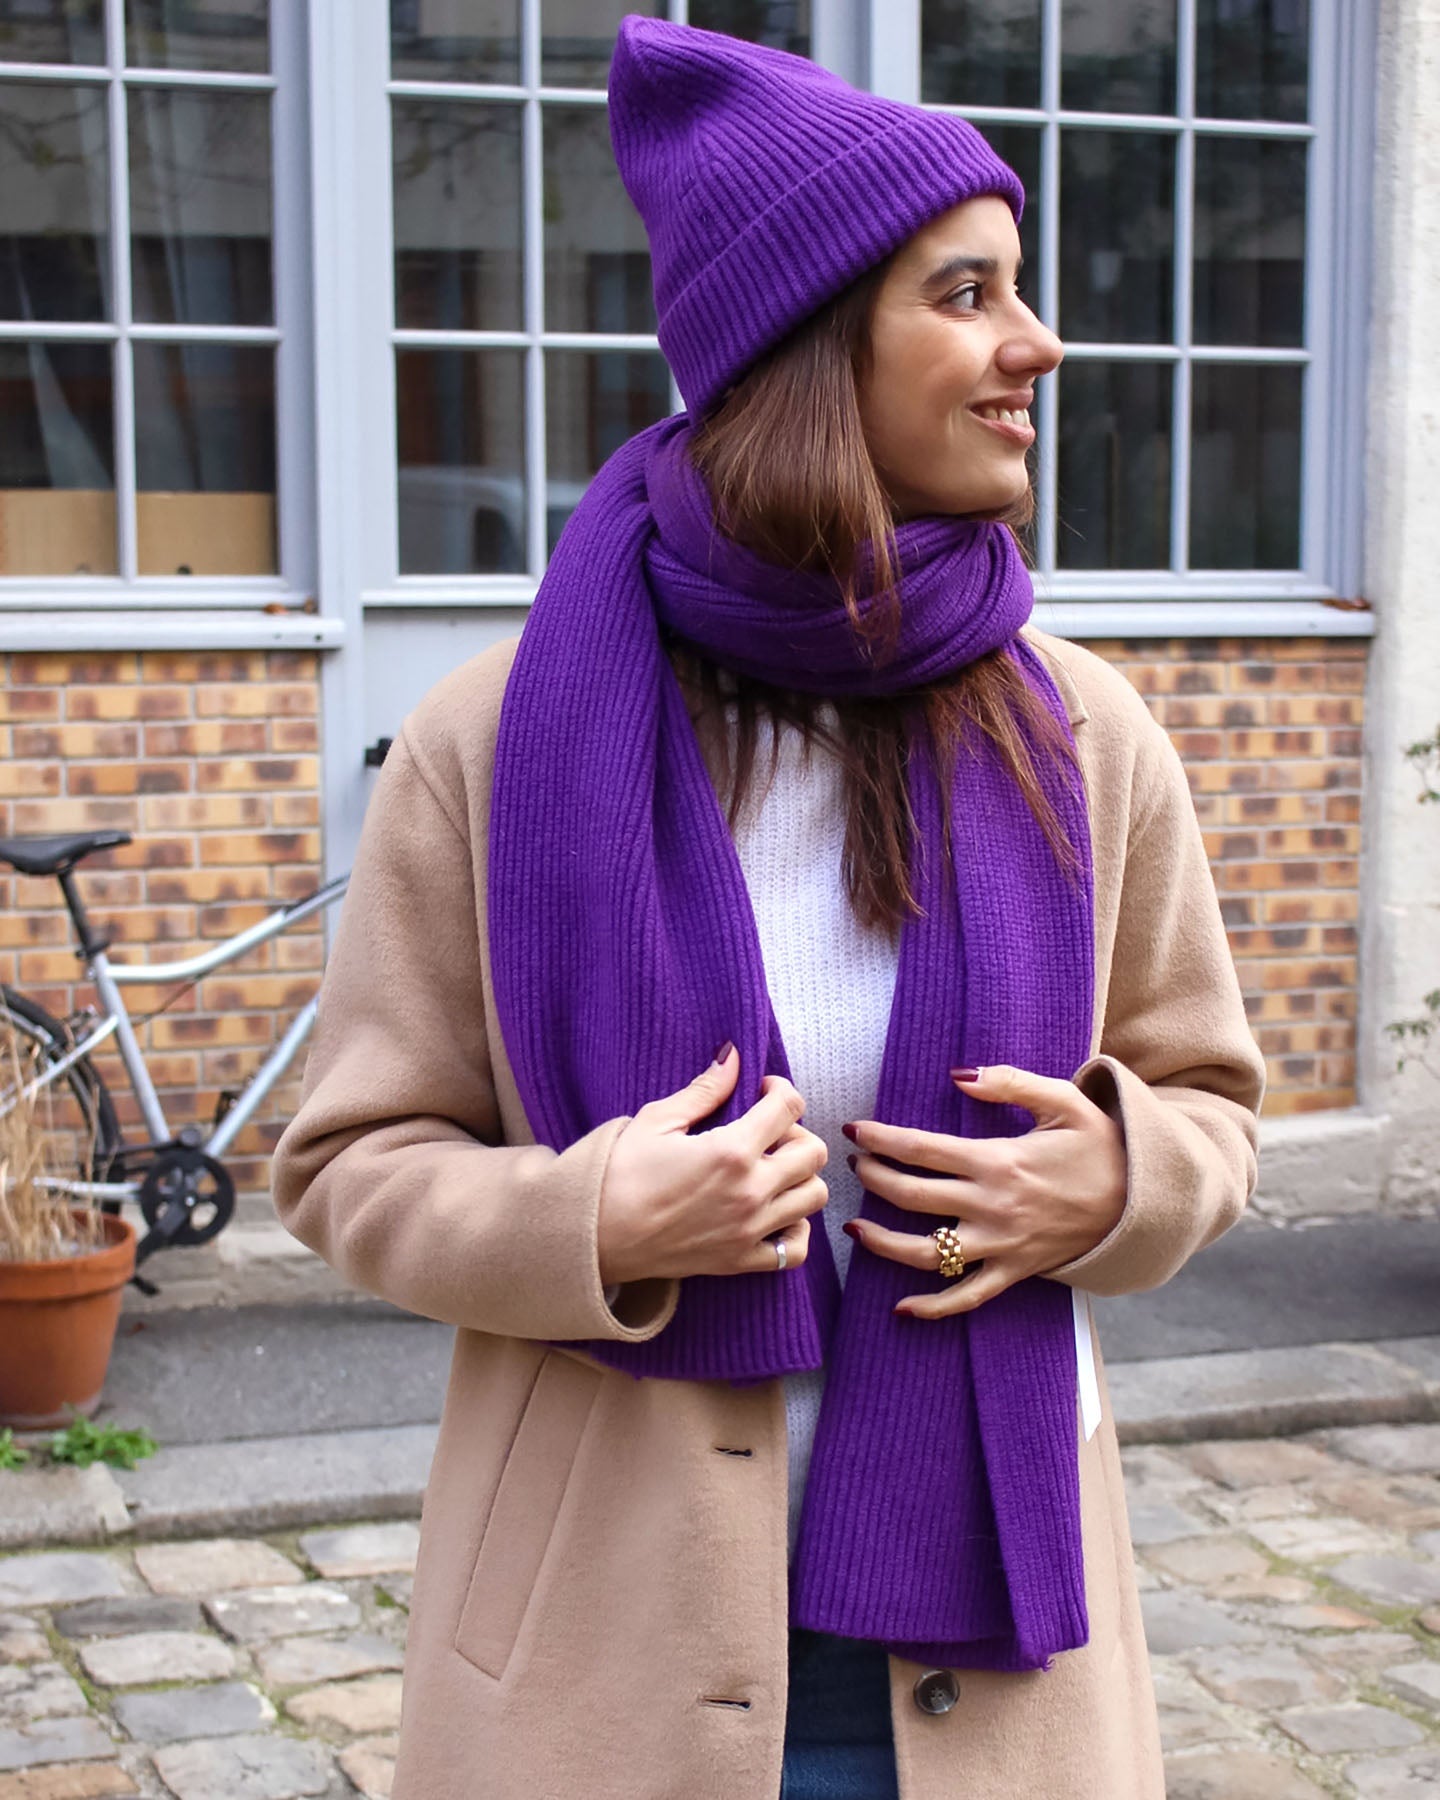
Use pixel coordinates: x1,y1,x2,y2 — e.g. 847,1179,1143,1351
1048,698,1267,1297
270,724,678,1343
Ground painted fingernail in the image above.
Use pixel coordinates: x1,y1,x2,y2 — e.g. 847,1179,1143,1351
949,1066,981,1084
893,1302,914,1318
846,1153,857,1172
841,1122,859,1143
842,1220,863,1241
712,1041,735,1066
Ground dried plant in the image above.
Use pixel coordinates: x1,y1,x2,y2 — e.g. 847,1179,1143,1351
0,1025,103,1263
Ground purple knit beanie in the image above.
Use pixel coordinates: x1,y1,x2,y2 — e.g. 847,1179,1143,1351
608,16,1025,415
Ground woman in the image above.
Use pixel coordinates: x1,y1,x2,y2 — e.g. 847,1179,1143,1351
274,18,1264,1800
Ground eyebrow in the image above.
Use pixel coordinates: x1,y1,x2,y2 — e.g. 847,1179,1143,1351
920,253,1024,292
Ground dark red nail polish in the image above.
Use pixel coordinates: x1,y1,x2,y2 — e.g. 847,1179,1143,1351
841,1122,859,1143
949,1066,980,1084
846,1152,857,1172
842,1220,862,1240
712,1040,734,1066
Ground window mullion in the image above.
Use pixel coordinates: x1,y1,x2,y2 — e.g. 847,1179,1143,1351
1035,0,1061,578
522,0,547,578
1171,0,1197,576
103,0,137,583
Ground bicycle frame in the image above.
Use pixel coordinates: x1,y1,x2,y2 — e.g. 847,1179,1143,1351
30,873,348,1201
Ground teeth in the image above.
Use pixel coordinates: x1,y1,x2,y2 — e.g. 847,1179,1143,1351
979,407,1030,427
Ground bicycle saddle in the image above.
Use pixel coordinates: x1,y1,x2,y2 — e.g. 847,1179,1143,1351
0,831,133,875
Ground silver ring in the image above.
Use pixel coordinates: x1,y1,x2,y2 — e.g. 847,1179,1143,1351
774,1238,787,1273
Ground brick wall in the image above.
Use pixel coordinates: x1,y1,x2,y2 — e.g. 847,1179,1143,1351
0,651,323,1222
1087,636,1364,1117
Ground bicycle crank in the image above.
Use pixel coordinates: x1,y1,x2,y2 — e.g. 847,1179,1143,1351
135,1145,236,1263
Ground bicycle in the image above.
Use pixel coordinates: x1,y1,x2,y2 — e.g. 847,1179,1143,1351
0,829,348,1292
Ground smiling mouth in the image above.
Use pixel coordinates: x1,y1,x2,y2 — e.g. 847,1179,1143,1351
971,406,1035,444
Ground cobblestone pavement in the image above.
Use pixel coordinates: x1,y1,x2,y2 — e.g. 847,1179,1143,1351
2,1423,1439,1798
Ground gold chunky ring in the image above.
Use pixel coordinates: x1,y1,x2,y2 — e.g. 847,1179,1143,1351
932,1226,966,1280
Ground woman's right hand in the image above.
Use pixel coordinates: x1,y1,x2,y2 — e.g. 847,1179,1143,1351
597,1044,828,1287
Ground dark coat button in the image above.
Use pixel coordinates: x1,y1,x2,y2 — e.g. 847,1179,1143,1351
913,1668,959,1715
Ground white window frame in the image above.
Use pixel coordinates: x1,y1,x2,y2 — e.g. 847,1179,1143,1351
321,0,1374,640
0,0,330,649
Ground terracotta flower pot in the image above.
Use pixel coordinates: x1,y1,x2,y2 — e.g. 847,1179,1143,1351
0,1213,136,1429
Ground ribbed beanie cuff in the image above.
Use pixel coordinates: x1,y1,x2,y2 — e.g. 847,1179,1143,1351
609,17,1024,414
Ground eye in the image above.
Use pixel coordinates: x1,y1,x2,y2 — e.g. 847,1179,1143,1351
945,282,984,311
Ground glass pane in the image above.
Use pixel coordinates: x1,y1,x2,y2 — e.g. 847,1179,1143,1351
1061,0,1175,115
921,0,1041,109
0,82,110,322
126,0,269,74
1193,136,1306,348
1190,362,1301,569
394,100,522,332
978,124,1040,312
545,350,671,553
0,0,105,64
1060,130,1174,342
543,0,661,89
688,0,810,55
390,0,520,85
133,342,276,574
396,348,526,575
129,88,273,327
0,341,115,575
543,106,655,334
1057,360,1171,569
1196,0,1309,123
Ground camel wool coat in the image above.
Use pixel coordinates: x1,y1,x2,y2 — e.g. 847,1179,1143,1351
273,626,1265,1800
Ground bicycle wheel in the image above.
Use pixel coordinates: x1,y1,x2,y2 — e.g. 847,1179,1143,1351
0,987,125,1205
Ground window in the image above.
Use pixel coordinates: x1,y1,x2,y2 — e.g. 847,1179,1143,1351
383,2,811,584
325,0,1367,628
916,0,1364,603
0,0,311,605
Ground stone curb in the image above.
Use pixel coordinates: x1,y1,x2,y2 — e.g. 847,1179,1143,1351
1109,1335,1440,1445
2,1339,1438,1549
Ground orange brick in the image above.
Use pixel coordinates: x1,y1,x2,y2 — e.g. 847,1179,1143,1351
1227,729,1322,757
1259,958,1357,990
12,652,139,684
143,794,268,830
148,868,273,905
143,722,269,756
199,832,321,867
0,687,61,721
14,798,138,833
0,763,62,798
195,682,317,719
1263,826,1361,857
1261,892,1359,924
150,1013,273,1049
194,756,319,792
270,718,319,752
272,794,320,828
274,933,324,971
0,913,71,947
140,651,266,683
199,974,320,1011
1225,794,1325,825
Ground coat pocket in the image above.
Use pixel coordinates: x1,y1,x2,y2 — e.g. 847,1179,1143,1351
452,1349,602,1680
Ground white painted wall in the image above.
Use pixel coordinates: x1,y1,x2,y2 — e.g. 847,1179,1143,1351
1358,0,1440,1212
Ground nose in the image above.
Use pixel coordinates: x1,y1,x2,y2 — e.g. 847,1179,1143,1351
999,302,1064,377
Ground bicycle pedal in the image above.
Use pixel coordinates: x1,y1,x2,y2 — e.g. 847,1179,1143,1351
212,1089,240,1127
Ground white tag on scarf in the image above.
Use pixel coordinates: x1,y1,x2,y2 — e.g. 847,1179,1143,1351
1073,1287,1102,1442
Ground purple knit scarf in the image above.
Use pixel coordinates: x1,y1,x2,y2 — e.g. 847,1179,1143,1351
489,415,1094,1672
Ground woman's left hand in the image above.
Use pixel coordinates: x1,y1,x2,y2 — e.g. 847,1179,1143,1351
845,1065,1127,1320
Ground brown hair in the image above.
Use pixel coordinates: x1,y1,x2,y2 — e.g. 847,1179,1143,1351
681,261,1078,933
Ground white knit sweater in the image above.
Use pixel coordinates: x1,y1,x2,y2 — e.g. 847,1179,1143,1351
730,715,899,1554
730,714,1100,1558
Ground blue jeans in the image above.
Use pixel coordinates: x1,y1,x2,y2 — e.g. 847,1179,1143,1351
780,1628,901,1800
